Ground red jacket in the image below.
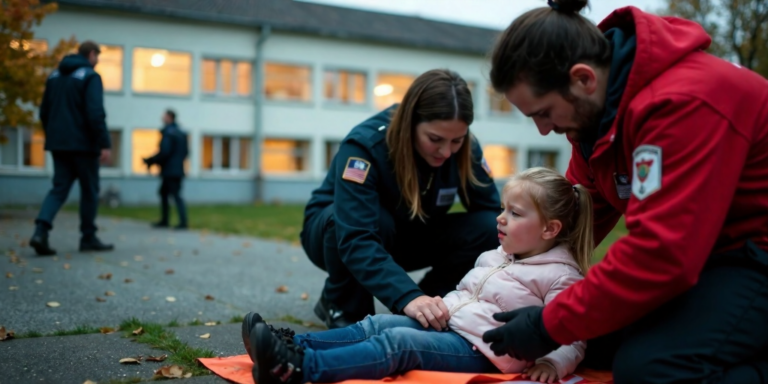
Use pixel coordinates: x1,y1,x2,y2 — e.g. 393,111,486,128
543,6,768,344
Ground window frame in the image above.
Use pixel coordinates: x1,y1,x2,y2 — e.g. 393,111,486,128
131,46,194,98
262,60,314,105
481,143,519,179
487,85,515,117
99,129,124,175
322,66,369,107
0,127,48,173
526,148,560,170
200,56,254,99
97,43,125,94
373,71,419,111
200,134,254,175
324,139,343,171
260,137,312,177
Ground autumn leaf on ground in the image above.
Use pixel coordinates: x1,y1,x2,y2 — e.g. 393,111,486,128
35,279,43,284
204,322,217,326
276,285,289,293
100,327,115,334
119,261,129,267
165,269,174,275
301,293,309,301
46,301,60,308
146,354,167,362
98,273,112,280
242,241,251,248
96,297,106,302
132,327,144,336
83,380,97,384
153,365,191,379
119,357,141,364
32,268,43,273
133,255,143,261
204,295,214,301
199,333,210,339
65,254,72,260
5,272,12,278
9,286,19,291
105,291,115,296
166,296,176,302
124,278,133,283
0,326,15,341
63,264,70,270
142,296,150,301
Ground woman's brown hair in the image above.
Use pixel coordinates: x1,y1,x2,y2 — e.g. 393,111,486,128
386,69,480,221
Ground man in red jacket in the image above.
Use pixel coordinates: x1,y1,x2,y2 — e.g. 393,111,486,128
481,0,768,382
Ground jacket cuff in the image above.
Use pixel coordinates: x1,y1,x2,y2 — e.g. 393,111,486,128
542,302,575,345
391,290,424,314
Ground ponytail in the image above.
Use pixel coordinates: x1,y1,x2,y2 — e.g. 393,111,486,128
567,184,594,274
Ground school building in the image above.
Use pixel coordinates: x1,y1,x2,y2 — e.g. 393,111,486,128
0,0,572,205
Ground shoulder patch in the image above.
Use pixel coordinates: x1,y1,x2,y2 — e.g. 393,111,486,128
72,67,88,80
481,157,493,177
631,145,662,200
341,157,371,184
48,69,60,79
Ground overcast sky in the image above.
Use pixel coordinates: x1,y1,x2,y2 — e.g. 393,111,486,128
300,0,667,30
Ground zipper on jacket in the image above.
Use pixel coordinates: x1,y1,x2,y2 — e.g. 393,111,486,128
449,260,512,316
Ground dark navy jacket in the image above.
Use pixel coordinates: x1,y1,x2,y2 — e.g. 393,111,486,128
40,54,110,153
145,123,189,178
303,105,501,313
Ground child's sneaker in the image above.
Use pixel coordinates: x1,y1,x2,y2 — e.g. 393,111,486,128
241,312,297,362
252,322,305,384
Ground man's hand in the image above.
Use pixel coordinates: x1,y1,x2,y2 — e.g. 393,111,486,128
481,306,560,361
403,295,450,331
100,149,111,163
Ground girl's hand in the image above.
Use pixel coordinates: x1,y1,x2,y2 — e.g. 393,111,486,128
522,363,558,384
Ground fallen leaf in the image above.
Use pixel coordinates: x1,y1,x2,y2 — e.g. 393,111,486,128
124,278,133,283
119,357,141,364
35,279,43,284
146,354,167,362
119,261,129,267
133,255,143,261
65,254,72,260
5,272,12,278
302,321,316,327
96,297,106,302
242,242,251,248
100,327,115,334
105,291,115,296
153,365,186,379
9,286,19,290
142,296,150,301
46,301,60,308
276,285,289,293
204,321,217,326
32,268,43,273
19,240,28,247
63,264,70,270
165,269,174,275
132,327,144,336
83,380,97,384
0,326,15,341
165,296,176,302
98,273,112,280
184,373,192,378
301,292,309,301
199,333,210,339
204,295,214,301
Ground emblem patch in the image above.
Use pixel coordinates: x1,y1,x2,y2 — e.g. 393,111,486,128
436,187,458,207
481,158,493,177
631,145,662,200
341,157,371,184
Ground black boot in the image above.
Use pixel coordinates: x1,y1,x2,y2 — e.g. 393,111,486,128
252,323,305,384
314,294,362,329
242,312,296,362
151,221,169,228
79,236,115,252
30,226,56,256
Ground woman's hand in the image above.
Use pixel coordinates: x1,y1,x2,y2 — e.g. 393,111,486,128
403,295,450,330
522,363,558,384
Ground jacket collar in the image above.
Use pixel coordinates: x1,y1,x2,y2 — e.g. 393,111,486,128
497,244,580,271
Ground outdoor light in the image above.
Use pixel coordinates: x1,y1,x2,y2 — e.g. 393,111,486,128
150,53,166,67
374,84,393,96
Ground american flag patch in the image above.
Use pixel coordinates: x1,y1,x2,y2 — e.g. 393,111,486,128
342,157,371,184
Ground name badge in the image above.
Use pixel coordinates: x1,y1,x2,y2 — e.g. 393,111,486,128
614,172,631,200
436,187,458,206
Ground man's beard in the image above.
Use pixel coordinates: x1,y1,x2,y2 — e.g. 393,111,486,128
566,95,603,142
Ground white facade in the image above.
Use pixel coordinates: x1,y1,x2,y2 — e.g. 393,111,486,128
0,5,572,205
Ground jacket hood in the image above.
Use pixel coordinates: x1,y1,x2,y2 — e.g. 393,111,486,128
498,245,580,272
598,6,712,118
58,54,93,75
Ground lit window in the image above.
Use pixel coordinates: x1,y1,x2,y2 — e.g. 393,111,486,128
0,127,45,169
201,136,252,172
132,48,191,95
325,141,341,170
324,70,366,104
202,58,252,96
262,139,309,173
264,63,311,102
483,145,517,178
102,130,122,168
375,73,414,110
131,129,161,175
528,150,558,170
97,45,123,92
488,86,513,115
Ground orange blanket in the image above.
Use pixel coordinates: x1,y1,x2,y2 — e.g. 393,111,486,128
198,354,613,384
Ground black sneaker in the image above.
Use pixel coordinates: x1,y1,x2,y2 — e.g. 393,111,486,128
30,227,56,256
79,236,115,252
252,323,305,384
151,221,169,228
241,312,296,362
314,295,362,329
174,224,188,230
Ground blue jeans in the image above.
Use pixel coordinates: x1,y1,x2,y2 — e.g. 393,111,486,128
294,314,497,383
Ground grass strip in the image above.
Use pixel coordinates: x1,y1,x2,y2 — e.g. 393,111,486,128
120,318,214,377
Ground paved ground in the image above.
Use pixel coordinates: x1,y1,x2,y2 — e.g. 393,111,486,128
0,208,419,383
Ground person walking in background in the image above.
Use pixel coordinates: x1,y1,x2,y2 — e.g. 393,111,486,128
30,40,114,256
143,109,189,230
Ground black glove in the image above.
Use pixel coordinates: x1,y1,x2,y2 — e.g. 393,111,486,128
481,306,560,361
